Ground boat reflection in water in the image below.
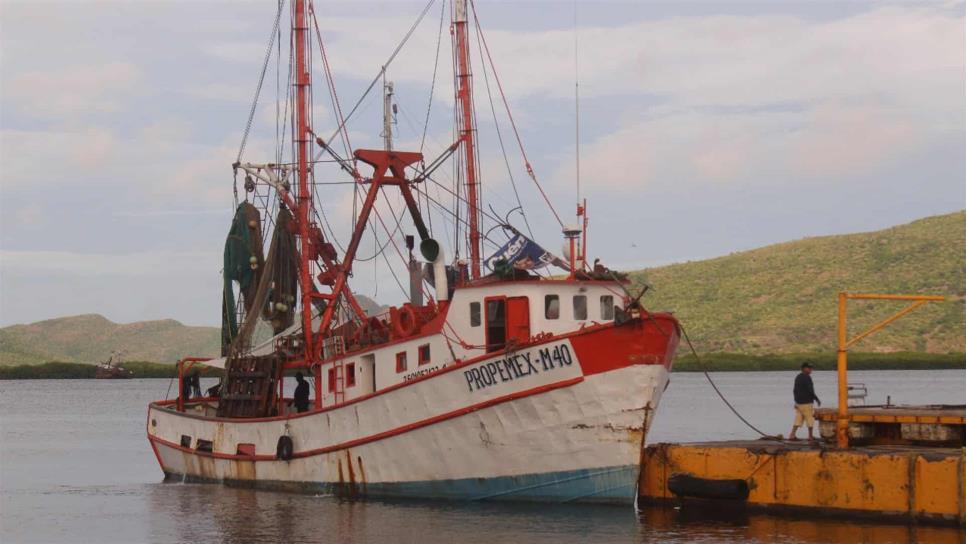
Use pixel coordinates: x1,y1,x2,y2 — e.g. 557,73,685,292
146,482,965,544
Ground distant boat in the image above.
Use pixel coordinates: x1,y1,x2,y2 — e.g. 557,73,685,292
96,351,133,379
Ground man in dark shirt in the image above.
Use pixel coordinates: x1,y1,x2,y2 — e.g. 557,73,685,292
294,372,311,413
789,362,821,441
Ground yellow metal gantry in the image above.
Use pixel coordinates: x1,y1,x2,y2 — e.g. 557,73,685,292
835,292,945,449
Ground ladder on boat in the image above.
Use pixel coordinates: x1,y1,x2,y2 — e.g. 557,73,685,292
323,336,347,405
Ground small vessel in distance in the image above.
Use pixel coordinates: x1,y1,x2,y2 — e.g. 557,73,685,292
96,351,133,379
146,0,680,504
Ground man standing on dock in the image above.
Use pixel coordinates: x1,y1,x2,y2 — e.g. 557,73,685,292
789,362,821,441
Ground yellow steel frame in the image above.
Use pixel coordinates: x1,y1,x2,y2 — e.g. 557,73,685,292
836,292,945,448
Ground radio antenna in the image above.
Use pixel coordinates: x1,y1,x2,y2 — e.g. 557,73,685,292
574,0,581,208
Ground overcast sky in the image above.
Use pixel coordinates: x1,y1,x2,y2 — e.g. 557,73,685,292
1,0,964,327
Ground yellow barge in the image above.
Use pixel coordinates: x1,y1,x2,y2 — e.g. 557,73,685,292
638,430,966,524
637,292,964,524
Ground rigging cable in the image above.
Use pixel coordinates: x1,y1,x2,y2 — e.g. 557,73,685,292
469,0,564,229
472,14,534,239
419,0,447,240
322,0,438,147
238,0,286,163
677,322,778,440
420,0,447,155
309,4,355,164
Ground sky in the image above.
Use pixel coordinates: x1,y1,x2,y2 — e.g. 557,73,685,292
0,0,964,327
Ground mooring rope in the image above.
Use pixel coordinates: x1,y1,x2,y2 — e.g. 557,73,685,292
677,323,781,440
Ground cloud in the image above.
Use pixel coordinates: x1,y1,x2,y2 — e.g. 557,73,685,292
4,62,142,119
565,100,931,191
536,5,963,192
181,83,255,103
1,127,118,186
202,41,271,64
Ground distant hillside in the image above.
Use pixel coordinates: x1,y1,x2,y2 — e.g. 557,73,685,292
0,314,219,366
0,294,387,366
631,211,965,354
3,214,961,365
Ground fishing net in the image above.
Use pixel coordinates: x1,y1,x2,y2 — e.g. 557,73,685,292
221,203,264,356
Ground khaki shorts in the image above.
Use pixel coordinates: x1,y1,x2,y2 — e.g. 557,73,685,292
794,403,815,427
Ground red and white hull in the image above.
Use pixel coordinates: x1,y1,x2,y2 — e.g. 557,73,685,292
147,316,678,503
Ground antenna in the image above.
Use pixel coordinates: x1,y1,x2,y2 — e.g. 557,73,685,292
382,79,395,151
574,0,581,208
573,0,587,271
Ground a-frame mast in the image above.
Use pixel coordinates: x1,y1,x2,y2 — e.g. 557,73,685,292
293,0,316,360
452,0,481,279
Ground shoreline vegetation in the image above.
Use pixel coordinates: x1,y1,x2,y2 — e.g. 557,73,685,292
1,352,963,379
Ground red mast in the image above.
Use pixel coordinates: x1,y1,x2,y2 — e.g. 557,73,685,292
293,0,316,362
452,0,481,278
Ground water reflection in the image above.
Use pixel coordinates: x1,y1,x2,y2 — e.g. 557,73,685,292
145,482,965,544
637,504,965,544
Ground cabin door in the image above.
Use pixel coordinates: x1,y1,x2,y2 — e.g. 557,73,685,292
485,296,530,352
505,296,531,346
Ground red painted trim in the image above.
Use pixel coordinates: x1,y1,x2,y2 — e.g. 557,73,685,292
145,403,165,470
148,315,677,424
457,278,625,291
149,376,583,463
150,435,277,461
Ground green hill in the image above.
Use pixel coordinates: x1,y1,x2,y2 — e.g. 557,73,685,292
630,211,965,354
0,314,220,366
2,213,962,366
0,294,387,366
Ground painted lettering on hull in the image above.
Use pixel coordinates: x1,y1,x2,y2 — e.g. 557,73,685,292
463,344,574,392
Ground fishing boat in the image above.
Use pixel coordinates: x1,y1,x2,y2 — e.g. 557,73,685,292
96,351,133,379
146,0,679,504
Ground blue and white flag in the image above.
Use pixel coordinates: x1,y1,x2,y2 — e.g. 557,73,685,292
485,233,568,271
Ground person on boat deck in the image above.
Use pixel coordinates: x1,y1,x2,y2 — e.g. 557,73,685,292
294,372,310,413
182,371,202,400
789,362,821,441
190,371,202,398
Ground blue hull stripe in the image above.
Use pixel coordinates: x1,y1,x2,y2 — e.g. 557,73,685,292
171,465,640,505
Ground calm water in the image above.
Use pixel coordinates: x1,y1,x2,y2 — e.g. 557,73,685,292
2,370,964,544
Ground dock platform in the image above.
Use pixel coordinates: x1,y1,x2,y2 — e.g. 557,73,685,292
816,405,966,444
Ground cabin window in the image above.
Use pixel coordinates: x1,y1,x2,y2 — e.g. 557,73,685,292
418,344,431,366
470,302,481,327
600,295,615,320
396,351,408,373
573,295,587,320
346,363,356,387
180,435,192,448
195,439,213,453
545,295,560,319
236,443,256,457
328,367,337,392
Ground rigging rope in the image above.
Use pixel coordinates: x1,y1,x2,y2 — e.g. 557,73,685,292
322,0,438,147
472,17,534,239
676,322,779,440
469,0,564,228
238,0,285,163
310,4,355,164
420,0,447,155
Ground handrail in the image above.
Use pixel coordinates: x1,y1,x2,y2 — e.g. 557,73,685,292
836,292,945,448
